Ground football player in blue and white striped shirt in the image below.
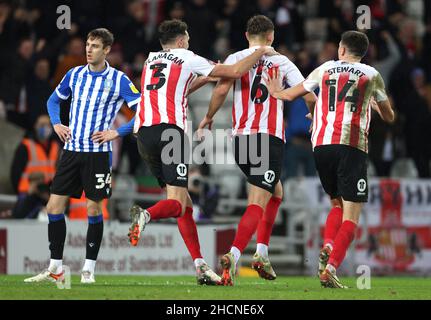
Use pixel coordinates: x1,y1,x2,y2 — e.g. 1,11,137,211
24,28,139,284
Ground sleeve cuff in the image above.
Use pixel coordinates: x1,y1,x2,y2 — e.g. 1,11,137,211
302,82,314,93
127,97,141,107
55,88,70,100
204,65,215,77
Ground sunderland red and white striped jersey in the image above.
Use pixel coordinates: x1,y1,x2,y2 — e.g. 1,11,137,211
134,49,215,132
303,60,388,153
225,47,305,142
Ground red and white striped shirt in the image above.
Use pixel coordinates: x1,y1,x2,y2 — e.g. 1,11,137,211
225,47,305,142
303,60,388,153
134,49,215,132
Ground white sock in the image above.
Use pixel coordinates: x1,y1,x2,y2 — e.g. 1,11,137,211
256,243,269,258
48,259,63,274
194,258,206,268
83,259,96,274
230,246,241,265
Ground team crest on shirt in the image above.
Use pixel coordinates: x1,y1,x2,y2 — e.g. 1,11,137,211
104,79,113,91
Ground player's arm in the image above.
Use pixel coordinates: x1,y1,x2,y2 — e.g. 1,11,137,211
266,63,320,103
303,92,318,116
209,46,276,79
371,98,394,123
92,75,140,144
266,78,309,101
198,78,234,132
92,116,135,144
188,76,220,96
47,70,73,143
371,73,395,123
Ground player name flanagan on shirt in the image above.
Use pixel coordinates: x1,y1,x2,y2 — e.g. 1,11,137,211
147,52,185,65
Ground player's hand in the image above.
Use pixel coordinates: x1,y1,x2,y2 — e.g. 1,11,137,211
91,130,119,144
262,46,279,56
264,71,283,97
53,124,71,143
197,115,214,140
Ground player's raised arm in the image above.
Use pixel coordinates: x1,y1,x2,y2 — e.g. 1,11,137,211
265,75,309,101
198,78,234,133
209,46,276,79
266,62,318,117
188,76,220,96
266,60,321,100
47,69,73,143
281,58,318,114
371,73,395,123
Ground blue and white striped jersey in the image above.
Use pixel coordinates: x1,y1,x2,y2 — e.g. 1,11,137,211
54,61,140,152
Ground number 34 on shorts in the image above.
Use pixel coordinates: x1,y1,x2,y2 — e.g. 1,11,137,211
95,173,112,191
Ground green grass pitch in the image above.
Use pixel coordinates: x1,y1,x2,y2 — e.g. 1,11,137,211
1,275,430,300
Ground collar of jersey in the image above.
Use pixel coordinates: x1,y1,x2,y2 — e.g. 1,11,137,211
86,61,110,76
248,45,271,50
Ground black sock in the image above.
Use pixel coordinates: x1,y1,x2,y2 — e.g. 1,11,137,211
86,215,104,260
48,214,66,259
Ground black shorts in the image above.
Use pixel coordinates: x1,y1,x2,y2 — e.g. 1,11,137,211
233,133,284,193
137,124,190,188
313,144,368,203
51,150,112,201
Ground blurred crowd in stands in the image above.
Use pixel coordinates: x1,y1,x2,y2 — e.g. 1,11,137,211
0,0,430,211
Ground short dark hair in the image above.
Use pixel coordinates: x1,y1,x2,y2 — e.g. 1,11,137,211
158,19,188,45
87,28,114,48
246,15,274,36
341,31,369,58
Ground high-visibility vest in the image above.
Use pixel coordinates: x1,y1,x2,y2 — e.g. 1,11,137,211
18,138,59,193
69,193,110,220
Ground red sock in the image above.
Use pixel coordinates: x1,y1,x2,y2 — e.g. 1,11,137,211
232,205,264,252
327,220,357,269
256,196,282,245
323,207,343,247
147,199,182,220
177,207,202,261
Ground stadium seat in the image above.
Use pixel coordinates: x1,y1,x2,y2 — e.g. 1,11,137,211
210,139,243,216
0,120,24,194
112,174,138,221
390,158,419,178
283,178,309,205
367,161,377,177
304,18,328,54
187,84,215,125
